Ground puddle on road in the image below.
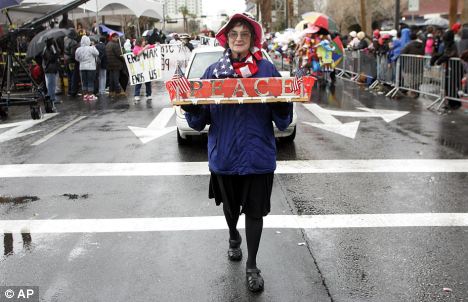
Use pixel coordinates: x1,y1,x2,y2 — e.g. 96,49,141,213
0,196,39,204
63,194,89,200
438,137,467,155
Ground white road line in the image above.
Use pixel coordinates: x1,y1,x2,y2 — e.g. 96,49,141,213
31,116,87,146
1,214,467,234
0,159,468,178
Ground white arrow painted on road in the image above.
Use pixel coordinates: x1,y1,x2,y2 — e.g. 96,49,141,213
128,108,176,144
0,113,58,144
303,104,360,139
314,106,410,123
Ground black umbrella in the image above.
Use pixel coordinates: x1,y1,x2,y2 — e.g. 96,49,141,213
26,28,70,58
0,0,23,10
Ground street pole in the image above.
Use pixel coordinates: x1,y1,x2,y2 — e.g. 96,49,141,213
360,0,366,33
394,0,400,30
448,0,458,27
162,1,166,30
285,0,288,29
95,0,99,32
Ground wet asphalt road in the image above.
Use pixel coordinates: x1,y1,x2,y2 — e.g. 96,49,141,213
1,80,468,302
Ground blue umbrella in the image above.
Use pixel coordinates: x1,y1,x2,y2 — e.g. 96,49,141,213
0,0,23,10
99,24,123,37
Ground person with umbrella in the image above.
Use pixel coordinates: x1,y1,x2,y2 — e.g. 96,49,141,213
42,37,60,111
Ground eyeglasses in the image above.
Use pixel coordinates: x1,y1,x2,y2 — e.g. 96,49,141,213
227,31,251,40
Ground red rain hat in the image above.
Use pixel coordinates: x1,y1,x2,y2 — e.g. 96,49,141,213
451,23,461,33
216,12,263,49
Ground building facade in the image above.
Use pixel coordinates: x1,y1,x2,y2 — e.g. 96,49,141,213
165,0,203,18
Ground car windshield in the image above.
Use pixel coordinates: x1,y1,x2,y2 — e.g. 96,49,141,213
187,51,223,79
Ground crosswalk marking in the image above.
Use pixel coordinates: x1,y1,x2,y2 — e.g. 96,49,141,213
0,159,467,178
1,214,467,234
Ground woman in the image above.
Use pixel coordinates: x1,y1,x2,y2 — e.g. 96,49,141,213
75,35,99,102
183,12,293,293
132,37,154,102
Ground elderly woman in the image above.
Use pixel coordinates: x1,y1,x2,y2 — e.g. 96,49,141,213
182,13,293,293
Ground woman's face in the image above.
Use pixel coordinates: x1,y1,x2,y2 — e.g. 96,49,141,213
227,24,252,57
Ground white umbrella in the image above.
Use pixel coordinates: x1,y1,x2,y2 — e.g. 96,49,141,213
424,17,449,28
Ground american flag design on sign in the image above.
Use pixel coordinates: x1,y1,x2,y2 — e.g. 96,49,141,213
292,67,305,93
165,65,191,100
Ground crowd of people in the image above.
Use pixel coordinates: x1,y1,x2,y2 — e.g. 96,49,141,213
259,22,468,108
6,13,201,111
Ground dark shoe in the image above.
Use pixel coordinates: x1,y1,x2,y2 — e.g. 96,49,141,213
246,268,264,292
228,231,242,261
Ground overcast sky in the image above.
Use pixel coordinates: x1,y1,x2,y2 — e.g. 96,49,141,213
203,0,246,17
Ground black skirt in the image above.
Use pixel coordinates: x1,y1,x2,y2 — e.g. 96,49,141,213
209,172,274,219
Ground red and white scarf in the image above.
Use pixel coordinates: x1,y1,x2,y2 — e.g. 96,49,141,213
213,47,263,79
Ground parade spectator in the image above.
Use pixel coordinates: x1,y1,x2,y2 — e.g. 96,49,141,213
77,23,86,36
95,36,108,96
182,12,293,293
401,32,424,56
401,32,424,97
132,37,154,102
58,13,74,29
389,30,403,63
356,31,369,50
169,33,181,44
347,31,359,49
42,38,60,111
123,39,132,53
75,35,99,102
400,28,411,48
431,30,461,109
105,32,125,97
433,29,443,53
64,30,80,97
179,33,194,51
425,33,434,55
458,27,468,55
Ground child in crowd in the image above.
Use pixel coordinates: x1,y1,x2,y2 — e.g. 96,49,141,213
132,37,155,102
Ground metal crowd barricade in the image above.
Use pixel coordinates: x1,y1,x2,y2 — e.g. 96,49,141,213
443,58,467,107
337,49,360,80
386,54,445,103
370,54,395,88
358,50,377,84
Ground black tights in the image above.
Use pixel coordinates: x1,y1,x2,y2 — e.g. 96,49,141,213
223,204,263,269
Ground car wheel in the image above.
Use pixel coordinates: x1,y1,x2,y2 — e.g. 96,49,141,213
278,126,296,143
177,128,191,145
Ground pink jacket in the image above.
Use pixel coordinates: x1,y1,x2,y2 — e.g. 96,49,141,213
425,38,434,55
132,44,155,56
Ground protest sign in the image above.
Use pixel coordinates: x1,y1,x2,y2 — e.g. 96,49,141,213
167,76,315,105
159,44,193,80
123,47,162,85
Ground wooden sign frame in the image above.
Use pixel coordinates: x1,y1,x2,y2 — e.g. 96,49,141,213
169,76,315,105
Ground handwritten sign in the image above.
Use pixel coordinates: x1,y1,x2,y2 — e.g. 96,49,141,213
159,44,193,80
167,76,315,105
124,47,162,85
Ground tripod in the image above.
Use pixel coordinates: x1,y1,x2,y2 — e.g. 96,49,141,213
0,12,50,120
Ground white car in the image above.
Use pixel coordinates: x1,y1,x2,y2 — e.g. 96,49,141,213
175,46,297,144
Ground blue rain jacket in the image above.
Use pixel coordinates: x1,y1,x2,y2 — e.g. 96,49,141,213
185,59,293,175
